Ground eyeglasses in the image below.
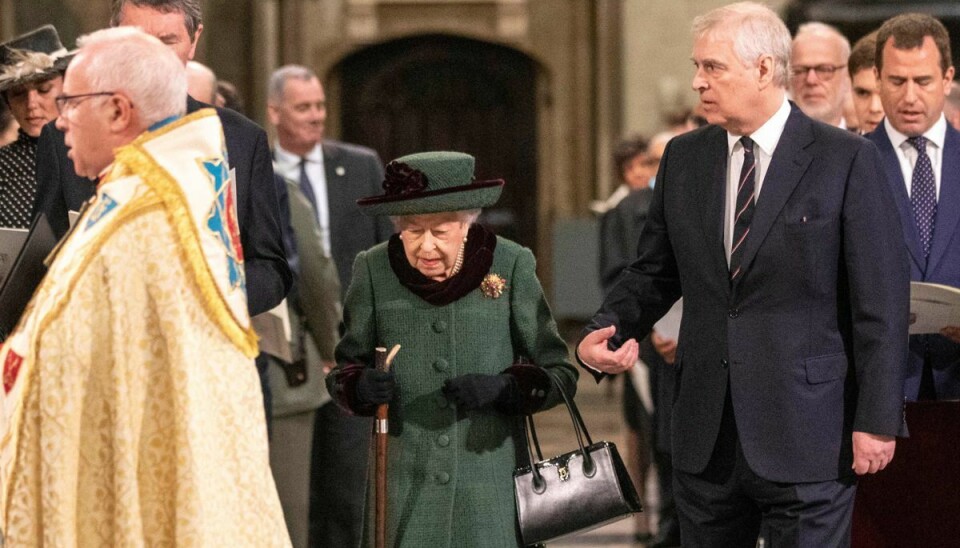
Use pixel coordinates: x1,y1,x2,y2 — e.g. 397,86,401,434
790,64,847,81
54,91,117,115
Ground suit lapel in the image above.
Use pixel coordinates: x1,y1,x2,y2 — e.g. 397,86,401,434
323,142,346,250
698,128,731,282
733,107,812,288
928,125,960,274
870,125,925,271
186,95,202,113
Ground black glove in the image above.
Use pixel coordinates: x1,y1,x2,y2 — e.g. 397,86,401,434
441,373,518,411
355,368,397,406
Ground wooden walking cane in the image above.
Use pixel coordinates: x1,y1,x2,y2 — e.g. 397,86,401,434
374,344,401,548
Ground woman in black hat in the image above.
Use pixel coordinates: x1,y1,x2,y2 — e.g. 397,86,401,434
326,151,578,547
0,25,72,228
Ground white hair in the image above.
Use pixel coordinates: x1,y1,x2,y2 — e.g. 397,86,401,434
390,208,481,231
268,64,318,103
794,22,851,61
692,1,793,88
76,27,186,127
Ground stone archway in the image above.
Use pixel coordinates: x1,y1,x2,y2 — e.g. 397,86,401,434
336,34,539,251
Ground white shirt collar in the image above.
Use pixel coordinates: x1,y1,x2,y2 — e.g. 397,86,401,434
883,114,947,152
274,142,323,168
726,96,791,157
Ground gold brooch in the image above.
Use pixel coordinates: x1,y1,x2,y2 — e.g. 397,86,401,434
481,273,507,298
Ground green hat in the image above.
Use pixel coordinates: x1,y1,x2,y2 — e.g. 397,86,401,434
357,151,503,216
0,25,73,93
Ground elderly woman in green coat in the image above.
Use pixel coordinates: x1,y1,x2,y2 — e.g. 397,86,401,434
326,151,578,547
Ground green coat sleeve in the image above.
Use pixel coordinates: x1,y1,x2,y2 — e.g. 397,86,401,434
327,250,379,414
507,247,579,412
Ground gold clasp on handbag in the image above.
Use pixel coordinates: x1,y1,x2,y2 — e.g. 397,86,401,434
558,462,570,482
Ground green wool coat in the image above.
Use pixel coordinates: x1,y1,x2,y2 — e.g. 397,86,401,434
335,236,578,548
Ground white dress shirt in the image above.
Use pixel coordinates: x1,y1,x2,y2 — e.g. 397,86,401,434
882,114,946,201
274,143,332,254
724,97,792,263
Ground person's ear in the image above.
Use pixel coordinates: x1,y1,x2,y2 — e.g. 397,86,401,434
187,23,203,61
267,102,280,126
107,93,134,132
756,54,775,89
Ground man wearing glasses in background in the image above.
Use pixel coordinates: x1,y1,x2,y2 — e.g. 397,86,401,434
790,22,852,128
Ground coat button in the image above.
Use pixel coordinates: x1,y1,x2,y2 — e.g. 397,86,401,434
437,434,450,447
435,472,450,484
728,308,739,319
436,395,449,409
720,359,728,369
432,320,447,333
433,359,449,372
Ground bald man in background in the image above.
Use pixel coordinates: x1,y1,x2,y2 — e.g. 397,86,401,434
187,60,217,104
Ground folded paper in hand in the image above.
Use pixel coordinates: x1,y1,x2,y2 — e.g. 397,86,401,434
0,215,57,338
910,282,960,335
251,298,292,362
0,227,29,288
652,298,683,341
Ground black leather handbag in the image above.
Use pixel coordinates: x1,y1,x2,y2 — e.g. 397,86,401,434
513,374,642,546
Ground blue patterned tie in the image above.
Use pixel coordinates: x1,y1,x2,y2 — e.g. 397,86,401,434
908,136,937,258
298,158,318,211
730,136,756,281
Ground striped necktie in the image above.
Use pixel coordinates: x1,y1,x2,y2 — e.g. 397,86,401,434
730,136,756,281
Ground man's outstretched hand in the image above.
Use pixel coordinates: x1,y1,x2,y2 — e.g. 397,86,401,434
577,325,638,375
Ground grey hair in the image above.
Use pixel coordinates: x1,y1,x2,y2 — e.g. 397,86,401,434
692,1,792,88
76,27,186,126
390,209,482,231
268,65,318,103
794,22,851,60
110,0,203,40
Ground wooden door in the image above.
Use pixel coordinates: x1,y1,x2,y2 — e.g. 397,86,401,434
339,34,538,250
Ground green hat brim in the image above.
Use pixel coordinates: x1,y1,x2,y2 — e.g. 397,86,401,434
358,179,503,217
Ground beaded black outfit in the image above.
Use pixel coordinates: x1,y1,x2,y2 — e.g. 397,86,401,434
0,130,38,228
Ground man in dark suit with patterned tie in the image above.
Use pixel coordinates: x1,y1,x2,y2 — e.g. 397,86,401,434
865,13,960,400
578,3,909,546
266,64,392,548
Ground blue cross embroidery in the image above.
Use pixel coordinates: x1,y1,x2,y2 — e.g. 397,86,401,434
202,157,245,291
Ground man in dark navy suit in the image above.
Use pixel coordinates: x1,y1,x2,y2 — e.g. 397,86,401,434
578,3,909,546
33,0,291,318
866,13,960,400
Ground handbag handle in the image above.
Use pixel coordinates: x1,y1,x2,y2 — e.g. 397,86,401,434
522,373,596,492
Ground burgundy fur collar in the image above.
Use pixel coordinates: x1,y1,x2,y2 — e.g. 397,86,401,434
388,224,497,306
